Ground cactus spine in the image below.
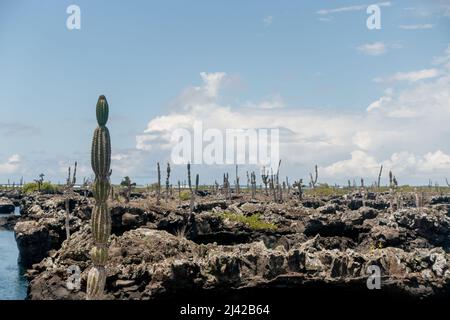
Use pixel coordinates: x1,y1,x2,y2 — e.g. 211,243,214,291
87,95,111,300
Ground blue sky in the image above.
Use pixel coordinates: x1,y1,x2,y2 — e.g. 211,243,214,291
1,0,450,185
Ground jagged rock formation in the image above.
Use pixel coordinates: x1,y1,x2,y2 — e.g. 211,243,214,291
14,194,87,267
15,191,450,301
27,226,450,300
0,214,18,231
0,197,15,214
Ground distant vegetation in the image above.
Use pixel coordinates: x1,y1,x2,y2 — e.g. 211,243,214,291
22,182,58,194
302,184,449,197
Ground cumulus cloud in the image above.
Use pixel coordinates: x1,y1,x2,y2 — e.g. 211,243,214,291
0,154,21,174
367,75,450,118
198,72,226,98
433,45,450,69
111,149,147,178
136,72,365,171
321,151,380,178
243,93,285,109
134,44,450,184
321,150,450,182
367,89,393,111
111,154,130,161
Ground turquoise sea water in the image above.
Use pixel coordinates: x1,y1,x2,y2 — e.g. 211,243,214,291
0,207,27,300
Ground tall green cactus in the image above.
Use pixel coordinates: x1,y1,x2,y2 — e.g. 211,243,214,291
87,95,111,300
165,162,170,203
156,162,161,205
187,163,194,214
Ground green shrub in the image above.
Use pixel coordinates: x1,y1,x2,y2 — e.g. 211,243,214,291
179,190,191,201
217,211,277,230
22,182,57,194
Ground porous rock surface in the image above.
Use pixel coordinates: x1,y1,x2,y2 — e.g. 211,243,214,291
19,191,450,300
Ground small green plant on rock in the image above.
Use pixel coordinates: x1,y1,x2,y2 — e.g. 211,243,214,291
216,211,277,230
179,190,191,201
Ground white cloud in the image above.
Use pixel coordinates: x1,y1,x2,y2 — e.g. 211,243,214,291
0,154,21,174
433,45,450,70
321,149,450,180
198,72,226,98
243,93,285,109
401,3,450,19
137,72,363,161
111,154,130,161
367,59,450,119
111,150,146,177
317,4,365,15
367,90,392,111
263,16,273,26
134,44,450,184
399,24,434,30
321,150,380,177
373,68,440,83
394,69,439,81
416,150,450,173
352,129,408,151
317,2,391,15
357,42,387,56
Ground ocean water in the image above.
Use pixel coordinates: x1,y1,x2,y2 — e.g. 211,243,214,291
0,207,27,300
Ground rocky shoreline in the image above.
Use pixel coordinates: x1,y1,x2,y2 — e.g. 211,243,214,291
0,196,18,231
0,190,449,300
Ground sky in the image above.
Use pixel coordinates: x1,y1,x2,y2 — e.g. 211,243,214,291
0,0,450,186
